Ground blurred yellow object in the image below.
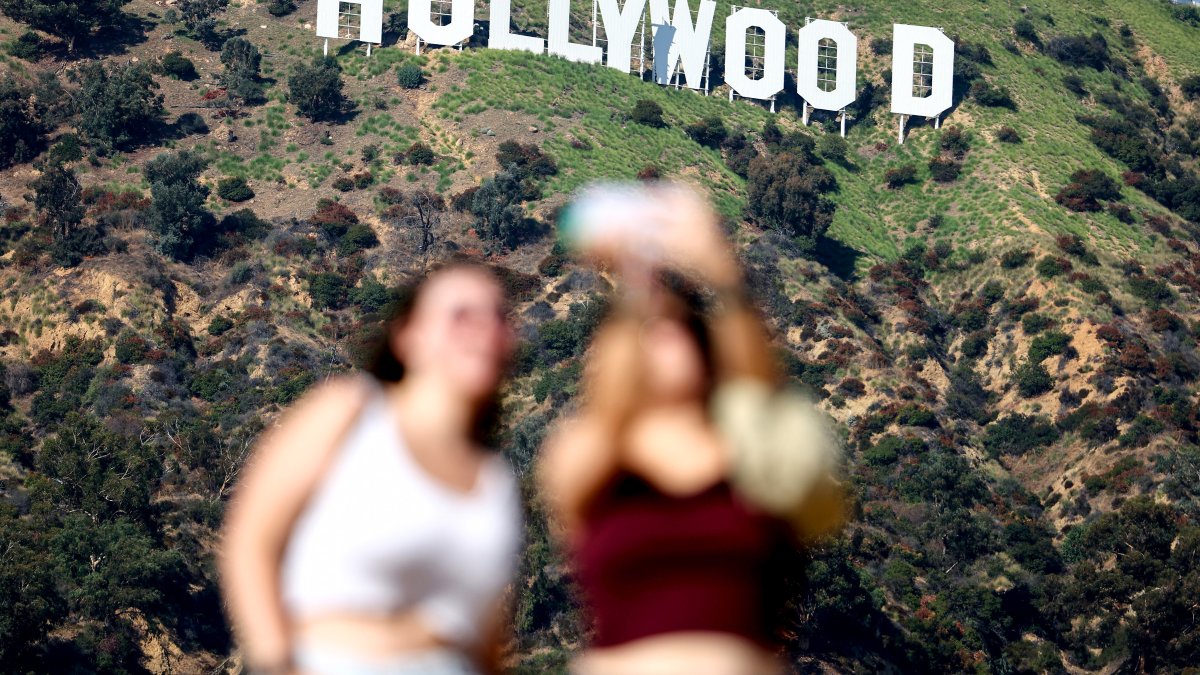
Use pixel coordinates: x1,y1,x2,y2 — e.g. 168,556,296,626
712,379,845,541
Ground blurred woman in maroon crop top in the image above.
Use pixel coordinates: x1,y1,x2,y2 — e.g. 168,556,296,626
538,185,801,675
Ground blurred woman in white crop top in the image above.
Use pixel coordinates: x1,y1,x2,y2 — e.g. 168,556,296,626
220,262,523,675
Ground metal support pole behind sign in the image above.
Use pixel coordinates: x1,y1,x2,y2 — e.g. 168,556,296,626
840,110,846,137
898,114,907,144
323,38,329,56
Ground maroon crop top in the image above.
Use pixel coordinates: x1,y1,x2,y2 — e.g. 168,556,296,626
572,471,792,648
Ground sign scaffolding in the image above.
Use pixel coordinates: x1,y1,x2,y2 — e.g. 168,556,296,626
727,5,777,112
316,0,383,56
416,0,469,54
592,0,649,78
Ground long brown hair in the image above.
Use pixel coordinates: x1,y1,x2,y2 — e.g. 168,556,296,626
363,261,506,445
582,270,718,433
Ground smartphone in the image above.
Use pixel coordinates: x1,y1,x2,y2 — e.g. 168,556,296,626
558,182,664,253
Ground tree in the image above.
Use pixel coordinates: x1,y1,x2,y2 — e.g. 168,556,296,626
178,0,228,48
0,505,66,670
32,163,98,266
220,36,263,104
0,75,45,168
288,56,345,121
472,169,539,249
401,189,445,255
73,62,164,150
745,152,837,250
32,412,160,523
144,150,214,259
0,0,131,53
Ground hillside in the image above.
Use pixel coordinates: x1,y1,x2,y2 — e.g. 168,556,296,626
1,0,1199,673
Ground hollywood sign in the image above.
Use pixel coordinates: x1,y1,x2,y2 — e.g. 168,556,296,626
315,0,955,141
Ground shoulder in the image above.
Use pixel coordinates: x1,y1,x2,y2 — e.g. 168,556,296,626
252,373,379,467
270,373,376,429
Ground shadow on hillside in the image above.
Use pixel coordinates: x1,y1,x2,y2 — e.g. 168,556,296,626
66,13,155,59
812,236,862,281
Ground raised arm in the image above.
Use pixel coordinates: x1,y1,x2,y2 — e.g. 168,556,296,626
536,316,641,540
653,187,778,386
219,375,372,674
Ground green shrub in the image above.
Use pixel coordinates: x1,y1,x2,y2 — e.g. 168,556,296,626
216,176,254,202
6,31,44,61
207,315,234,336
1021,313,1054,334
960,331,990,359
114,331,149,364
970,80,1016,109
929,156,963,182
939,125,970,158
1183,75,1200,101
228,260,255,284
1128,275,1174,307
895,404,937,428
884,164,918,189
1059,403,1119,446
864,434,925,466
160,51,198,81
175,112,209,136
1029,330,1072,363
1055,169,1121,212
1035,256,1071,278
1063,74,1088,97
405,142,435,166
684,116,727,149
984,414,1059,458
267,0,296,16
1119,415,1164,448
219,208,271,239
308,271,348,310
288,56,345,121
1013,18,1039,44
1014,361,1053,397
746,151,836,249
1000,248,1032,268
531,362,582,404
631,99,666,128
336,223,379,255
396,63,424,89
995,125,1022,143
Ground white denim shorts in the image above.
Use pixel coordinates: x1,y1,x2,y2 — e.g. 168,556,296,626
293,643,480,675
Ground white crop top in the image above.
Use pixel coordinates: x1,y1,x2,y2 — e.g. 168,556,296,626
279,381,523,647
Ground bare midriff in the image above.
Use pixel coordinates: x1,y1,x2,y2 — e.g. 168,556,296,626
573,632,781,675
291,612,450,658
